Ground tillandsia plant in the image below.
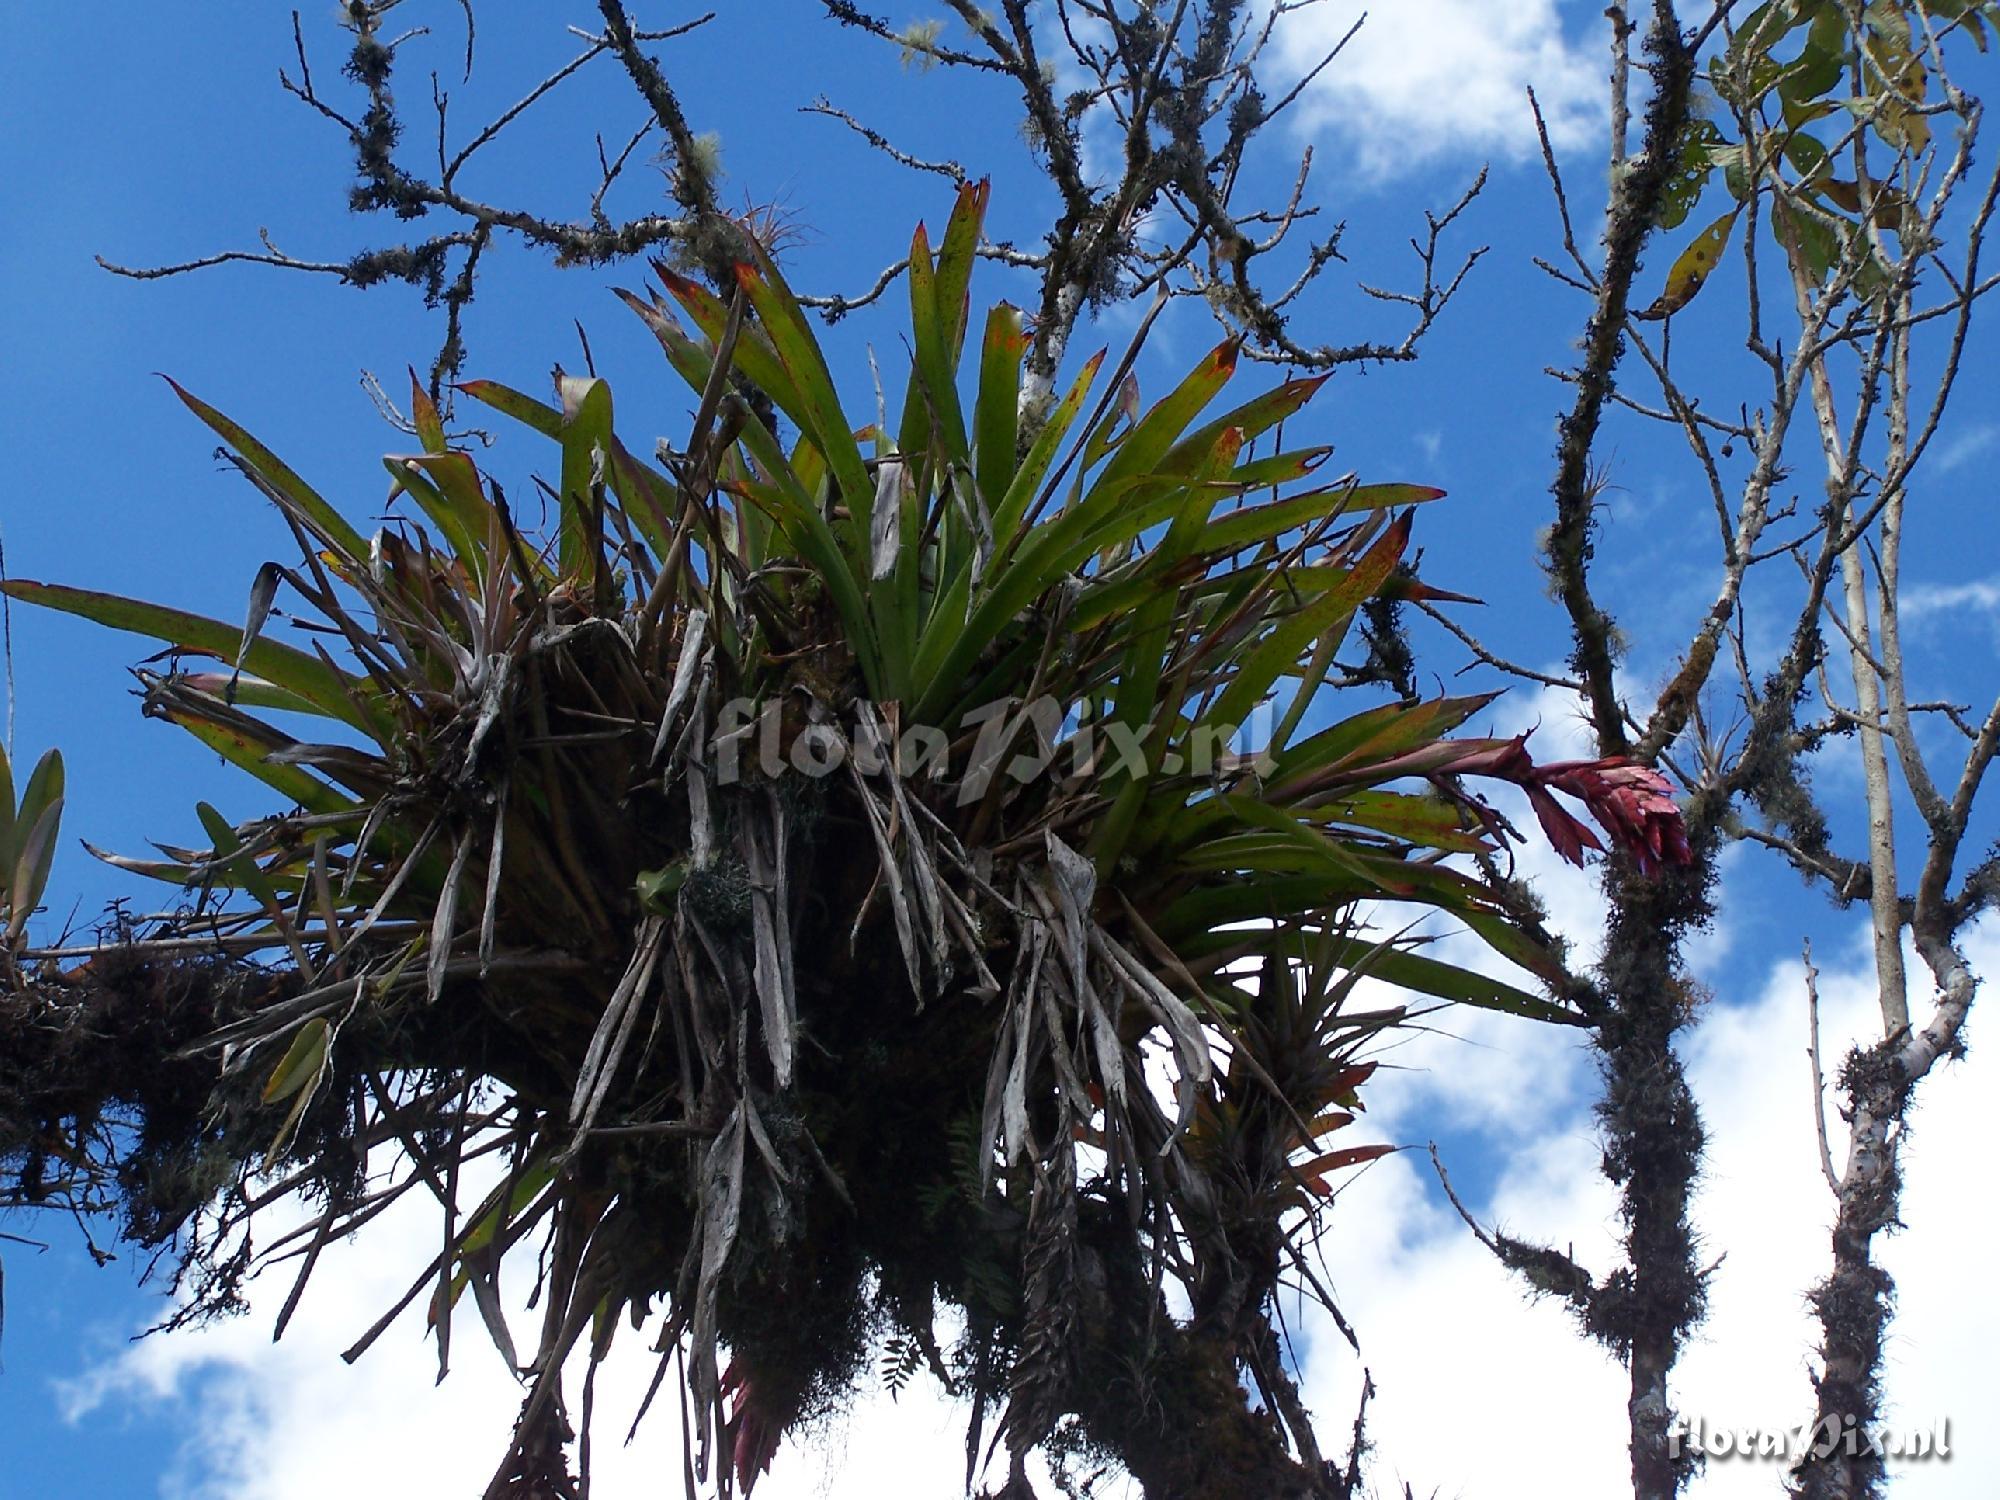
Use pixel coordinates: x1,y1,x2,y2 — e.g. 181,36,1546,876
2,185,1685,1500
0,742,64,957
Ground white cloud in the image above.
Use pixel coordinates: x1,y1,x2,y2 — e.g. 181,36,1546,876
60,1183,535,1500
1899,576,2000,621
1302,1130,1631,1499
61,1211,970,1500
1294,918,1999,1499
1675,922,1996,1496
1895,573,2000,657
55,1158,1091,1500
1930,421,1997,476
1274,1,1605,178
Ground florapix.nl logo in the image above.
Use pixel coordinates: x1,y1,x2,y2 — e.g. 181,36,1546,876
706,694,1277,805
1668,1414,1953,1465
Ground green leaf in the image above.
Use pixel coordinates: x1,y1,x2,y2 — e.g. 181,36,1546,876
1162,373,1330,474
1155,873,1373,938
5,749,63,883
1204,793,1408,892
733,254,875,568
3,581,374,734
1659,118,1726,231
603,439,680,570
988,349,1104,546
261,1016,332,1104
158,707,355,816
636,860,689,913
911,561,974,688
455,1157,557,1265
1115,429,1245,699
729,476,882,693
164,380,368,566
1203,510,1412,740
175,672,336,718
557,375,615,586
1173,830,1376,880
1362,946,1579,1023
1056,463,1356,608
1730,0,1798,63
260,1015,334,1169
1269,693,1499,788
0,742,15,883
1181,926,1573,1023
408,370,448,454
932,178,989,363
905,221,971,473
197,801,284,917
1778,14,1847,106
1199,482,1444,557
913,471,1155,723
1097,340,1238,488
973,304,1027,514
1090,430,1247,867
1782,128,1831,184
1311,789,1489,853
1229,446,1335,490
4,797,62,942
647,270,801,423
454,379,564,439
1457,906,1571,989
1771,196,1843,283
16,752,63,848
398,452,498,576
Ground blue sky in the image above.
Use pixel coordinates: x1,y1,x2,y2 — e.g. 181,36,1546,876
3,4,1997,1498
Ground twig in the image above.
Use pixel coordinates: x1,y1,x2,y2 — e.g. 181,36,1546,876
1427,1142,1500,1253
1802,940,1841,1195
0,524,14,757
802,99,967,183
97,244,356,281
1413,600,1585,693
1529,86,1594,287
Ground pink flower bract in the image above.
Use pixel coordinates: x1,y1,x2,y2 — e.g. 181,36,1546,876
1444,734,1693,878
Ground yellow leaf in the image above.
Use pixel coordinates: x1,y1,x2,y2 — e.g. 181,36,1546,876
262,1017,332,1105
1636,209,1739,320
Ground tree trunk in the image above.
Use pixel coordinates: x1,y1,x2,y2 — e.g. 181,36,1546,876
1594,863,1710,1500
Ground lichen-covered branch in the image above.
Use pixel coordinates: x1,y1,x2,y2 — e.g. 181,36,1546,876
818,0,1489,433
97,3,725,397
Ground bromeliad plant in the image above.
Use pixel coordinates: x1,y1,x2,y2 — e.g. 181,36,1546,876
0,184,1681,1499
0,742,64,956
